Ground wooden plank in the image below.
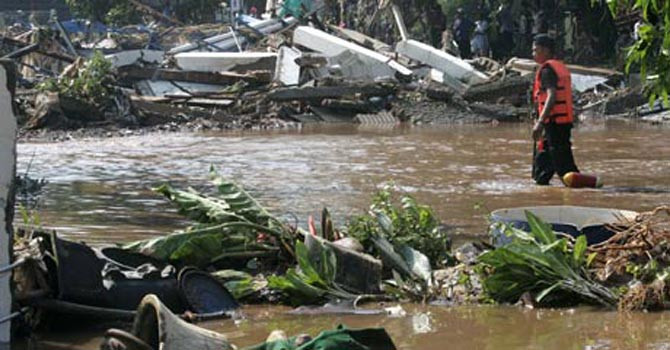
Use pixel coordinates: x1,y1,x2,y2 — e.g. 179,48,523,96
267,84,396,102
0,35,76,63
129,95,234,125
391,5,409,41
507,58,622,77
118,66,269,85
463,74,532,102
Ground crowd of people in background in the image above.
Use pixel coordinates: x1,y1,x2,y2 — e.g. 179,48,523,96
447,1,554,61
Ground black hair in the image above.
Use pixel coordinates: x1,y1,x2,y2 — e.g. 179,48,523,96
533,34,555,54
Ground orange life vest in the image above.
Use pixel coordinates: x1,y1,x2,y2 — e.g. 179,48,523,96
533,59,574,124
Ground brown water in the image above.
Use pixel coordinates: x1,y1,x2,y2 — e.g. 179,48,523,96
26,305,670,350
15,121,670,349
17,122,670,243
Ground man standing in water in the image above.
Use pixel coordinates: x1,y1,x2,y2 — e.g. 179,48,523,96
531,34,580,185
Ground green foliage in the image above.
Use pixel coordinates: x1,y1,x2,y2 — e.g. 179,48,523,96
104,1,143,26
345,183,451,268
67,0,220,24
268,241,357,305
602,0,670,107
17,204,41,227
173,0,221,23
38,52,114,107
436,0,470,21
66,0,141,25
212,269,268,300
478,212,618,307
66,0,115,22
124,167,296,267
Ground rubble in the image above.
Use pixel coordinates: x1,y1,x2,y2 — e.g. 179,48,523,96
0,0,659,140
396,39,489,92
293,26,413,80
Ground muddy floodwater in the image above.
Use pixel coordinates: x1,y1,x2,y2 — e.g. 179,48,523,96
15,122,670,349
28,304,670,350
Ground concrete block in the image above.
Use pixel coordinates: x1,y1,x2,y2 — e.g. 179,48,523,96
293,26,412,80
274,46,301,86
396,40,489,85
105,50,165,68
174,52,277,73
0,61,16,349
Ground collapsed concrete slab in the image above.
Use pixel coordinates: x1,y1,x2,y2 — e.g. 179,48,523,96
293,26,412,80
327,25,393,53
105,50,165,68
136,80,226,97
0,60,16,350
274,46,301,86
396,40,489,90
174,52,277,73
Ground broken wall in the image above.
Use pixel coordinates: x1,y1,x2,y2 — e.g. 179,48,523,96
0,60,16,350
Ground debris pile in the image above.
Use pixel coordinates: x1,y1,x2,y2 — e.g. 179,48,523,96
588,207,670,310
479,207,670,311
6,6,632,141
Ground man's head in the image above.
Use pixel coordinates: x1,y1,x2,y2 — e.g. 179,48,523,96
456,7,464,17
532,34,555,63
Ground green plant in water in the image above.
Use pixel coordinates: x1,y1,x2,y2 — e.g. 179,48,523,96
124,166,299,267
345,183,451,268
478,211,618,308
268,241,358,306
38,51,114,107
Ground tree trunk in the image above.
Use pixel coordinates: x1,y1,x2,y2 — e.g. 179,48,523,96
0,59,17,350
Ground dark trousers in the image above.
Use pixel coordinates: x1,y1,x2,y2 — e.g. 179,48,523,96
457,39,472,59
533,123,580,185
497,30,514,59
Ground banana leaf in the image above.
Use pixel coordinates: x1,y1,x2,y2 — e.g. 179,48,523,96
123,223,260,261
154,184,262,226
209,166,273,226
268,241,356,305
478,211,617,307
212,270,268,300
125,169,292,266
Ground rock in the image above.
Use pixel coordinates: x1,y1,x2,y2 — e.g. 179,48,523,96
332,237,364,252
266,330,288,343
25,92,67,130
454,243,483,265
304,234,382,294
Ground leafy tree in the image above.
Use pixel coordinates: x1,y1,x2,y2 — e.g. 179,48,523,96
604,0,670,106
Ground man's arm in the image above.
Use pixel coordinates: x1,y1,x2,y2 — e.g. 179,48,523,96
538,87,556,123
532,88,555,140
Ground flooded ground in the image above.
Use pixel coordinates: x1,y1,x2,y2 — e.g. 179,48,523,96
17,122,670,243
14,121,670,349
27,304,670,350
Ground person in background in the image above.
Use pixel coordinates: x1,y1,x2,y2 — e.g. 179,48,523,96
531,34,580,185
471,16,489,57
496,2,514,59
452,8,474,59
